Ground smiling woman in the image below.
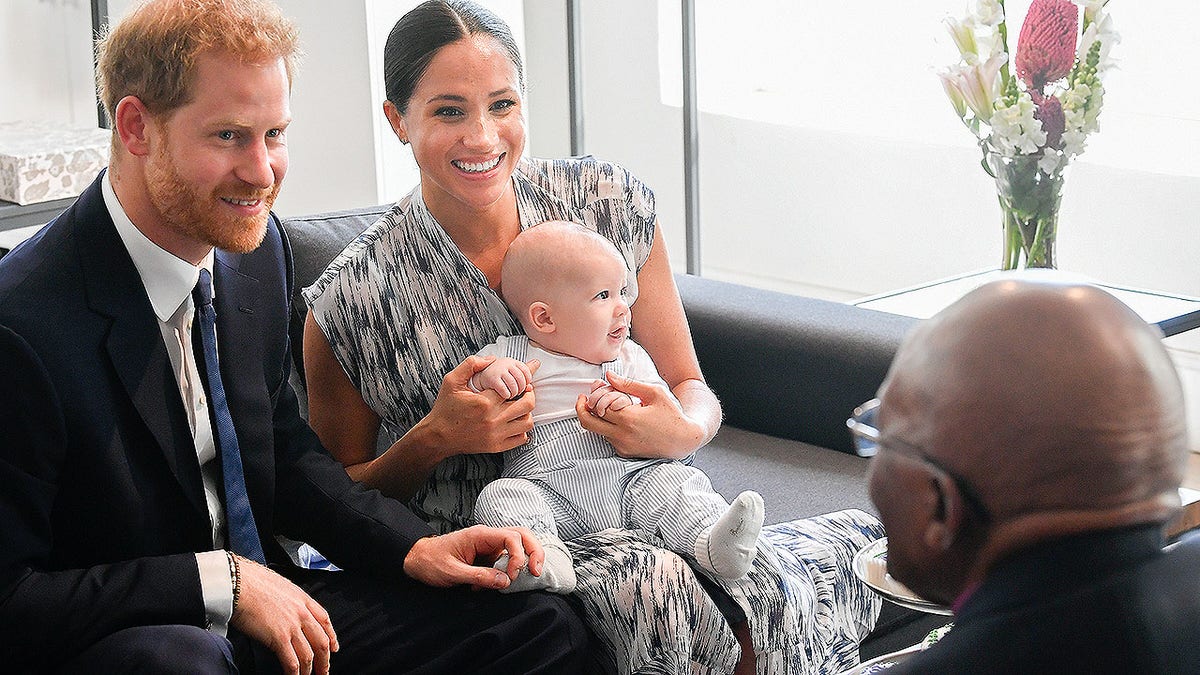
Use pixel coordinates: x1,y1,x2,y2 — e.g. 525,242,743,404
299,1,886,672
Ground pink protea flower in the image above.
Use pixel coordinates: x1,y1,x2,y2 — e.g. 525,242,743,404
1016,0,1079,91
1031,91,1065,149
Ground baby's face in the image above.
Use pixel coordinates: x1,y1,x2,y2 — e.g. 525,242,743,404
543,251,631,364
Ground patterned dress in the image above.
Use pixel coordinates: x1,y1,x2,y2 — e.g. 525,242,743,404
305,156,883,674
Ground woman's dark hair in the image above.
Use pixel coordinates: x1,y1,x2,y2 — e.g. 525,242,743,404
383,0,525,114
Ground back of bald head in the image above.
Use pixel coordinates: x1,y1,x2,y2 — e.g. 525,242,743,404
884,276,1188,526
500,221,624,328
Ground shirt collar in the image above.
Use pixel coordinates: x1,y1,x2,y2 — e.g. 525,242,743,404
104,172,215,322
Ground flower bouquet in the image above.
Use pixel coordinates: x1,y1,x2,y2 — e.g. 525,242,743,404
939,0,1118,269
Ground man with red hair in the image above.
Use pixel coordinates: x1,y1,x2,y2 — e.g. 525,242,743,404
0,1,586,672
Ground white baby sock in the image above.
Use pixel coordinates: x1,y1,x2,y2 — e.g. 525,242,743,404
495,532,577,594
694,490,764,580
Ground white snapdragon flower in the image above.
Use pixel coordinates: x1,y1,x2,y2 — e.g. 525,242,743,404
1079,11,1120,73
972,0,1004,26
989,94,1047,155
1061,82,1103,135
1060,128,1089,158
1061,82,1092,116
1038,151,1065,176
1071,0,1108,22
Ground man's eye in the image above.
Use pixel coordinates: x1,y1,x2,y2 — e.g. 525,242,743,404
218,130,236,141
266,128,283,138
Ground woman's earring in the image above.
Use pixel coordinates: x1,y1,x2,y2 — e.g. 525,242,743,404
399,136,409,145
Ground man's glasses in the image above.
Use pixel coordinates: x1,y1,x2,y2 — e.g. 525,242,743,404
848,398,992,524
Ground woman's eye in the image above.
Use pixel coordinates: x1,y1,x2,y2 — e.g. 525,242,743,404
435,107,464,117
491,99,517,112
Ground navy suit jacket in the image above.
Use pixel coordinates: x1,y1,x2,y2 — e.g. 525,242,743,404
891,524,1200,674
0,173,433,669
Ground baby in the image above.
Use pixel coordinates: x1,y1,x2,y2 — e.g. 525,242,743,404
471,220,764,593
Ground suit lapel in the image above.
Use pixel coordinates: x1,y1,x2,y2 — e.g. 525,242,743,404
75,177,208,518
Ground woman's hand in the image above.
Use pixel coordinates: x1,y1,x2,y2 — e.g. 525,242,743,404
575,372,706,460
416,355,538,459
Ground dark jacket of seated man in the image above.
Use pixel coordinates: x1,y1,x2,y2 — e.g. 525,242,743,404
860,278,1200,674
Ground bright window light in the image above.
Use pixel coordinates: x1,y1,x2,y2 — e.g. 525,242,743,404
658,0,1200,178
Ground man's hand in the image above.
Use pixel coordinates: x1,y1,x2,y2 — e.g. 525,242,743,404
469,357,540,400
230,556,338,675
403,525,545,590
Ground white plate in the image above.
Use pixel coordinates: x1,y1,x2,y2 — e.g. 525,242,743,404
852,537,953,616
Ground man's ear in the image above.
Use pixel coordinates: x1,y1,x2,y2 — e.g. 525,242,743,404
921,471,968,552
113,95,154,157
528,302,555,335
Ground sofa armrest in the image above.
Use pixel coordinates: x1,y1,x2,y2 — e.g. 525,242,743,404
675,273,918,455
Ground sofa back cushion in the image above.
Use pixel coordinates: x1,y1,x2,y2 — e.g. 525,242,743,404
280,205,390,382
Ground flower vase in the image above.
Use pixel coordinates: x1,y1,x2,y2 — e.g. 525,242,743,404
984,150,1068,270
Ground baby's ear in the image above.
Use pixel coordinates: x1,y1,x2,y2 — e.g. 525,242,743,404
528,302,555,334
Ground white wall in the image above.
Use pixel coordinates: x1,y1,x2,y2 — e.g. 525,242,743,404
0,1,99,127
522,1,1200,448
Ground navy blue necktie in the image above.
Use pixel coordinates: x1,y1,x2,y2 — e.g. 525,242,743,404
193,269,266,563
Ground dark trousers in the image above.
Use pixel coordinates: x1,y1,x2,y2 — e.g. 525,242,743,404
59,568,589,674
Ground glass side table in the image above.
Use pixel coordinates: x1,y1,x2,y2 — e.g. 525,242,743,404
853,269,1200,338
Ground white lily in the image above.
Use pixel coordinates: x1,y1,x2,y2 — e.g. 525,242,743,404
939,70,970,119
945,16,981,63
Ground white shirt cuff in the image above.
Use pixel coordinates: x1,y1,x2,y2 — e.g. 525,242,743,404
196,550,233,636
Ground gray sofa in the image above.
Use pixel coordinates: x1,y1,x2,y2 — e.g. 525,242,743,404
280,205,941,658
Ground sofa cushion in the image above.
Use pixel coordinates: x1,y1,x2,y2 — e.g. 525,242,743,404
693,425,873,523
676,274,917,455
281,205,390,381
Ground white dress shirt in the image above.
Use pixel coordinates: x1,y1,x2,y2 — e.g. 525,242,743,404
102,174,234,635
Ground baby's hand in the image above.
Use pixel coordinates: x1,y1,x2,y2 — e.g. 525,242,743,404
587,380,641,418
470,357,538,400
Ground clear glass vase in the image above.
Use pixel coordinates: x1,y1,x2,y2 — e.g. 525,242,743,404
984,149,1069,270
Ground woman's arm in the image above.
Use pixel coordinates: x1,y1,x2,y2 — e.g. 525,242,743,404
303,312,537,501
577,223,722,459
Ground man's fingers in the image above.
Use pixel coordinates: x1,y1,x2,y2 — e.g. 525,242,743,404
298,613,331,675
292,632,315,675
515,527,545,576
309,597,338,653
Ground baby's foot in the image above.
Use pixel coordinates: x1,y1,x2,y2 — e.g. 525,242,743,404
694,491,764,580
495,533,577,594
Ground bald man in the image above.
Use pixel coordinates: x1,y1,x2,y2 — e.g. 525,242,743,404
859,278,1200,673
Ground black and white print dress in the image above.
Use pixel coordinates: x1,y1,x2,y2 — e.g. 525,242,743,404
305,156,883,674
